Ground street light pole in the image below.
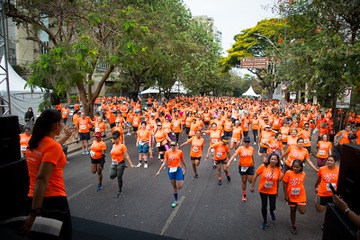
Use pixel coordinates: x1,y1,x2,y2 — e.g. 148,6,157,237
254,33,285,112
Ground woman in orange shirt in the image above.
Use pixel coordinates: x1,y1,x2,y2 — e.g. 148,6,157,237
19,127,32,158
281,137,318,173
283,160,307,235
314,156,339,229
136,121,152,168
154,122,172,163
179,130,205,179
286,128,299,148
94,116,107,138
23,109,75,239
155,141,187,208
206,137,231,185
230,120,244,151
109,130,136,197
90,132,106,191
265,132,284,161
316,134,333,167
228,137,255,202
250,153,283,230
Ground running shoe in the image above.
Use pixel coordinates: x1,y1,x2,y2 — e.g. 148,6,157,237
270,211,276,221
261,222,268,230
233,158,237,162
81,150,86,155
254,142,256,145
218,180,222,185
85,150,90,155
116,191,123,198
213,163,216,169
227,175,231,182
193,174,199,179
144,163,148,169
97,184,103,191
171,201,178,208
290,226,297,235
242,195,247,202
136,162,142,168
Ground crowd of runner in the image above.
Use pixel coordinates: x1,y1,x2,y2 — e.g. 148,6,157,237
20,95,360,236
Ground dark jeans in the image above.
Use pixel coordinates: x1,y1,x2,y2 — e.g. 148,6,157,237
110,161,126,192
27,196,72,240
252,129,258,142
260,193,277,223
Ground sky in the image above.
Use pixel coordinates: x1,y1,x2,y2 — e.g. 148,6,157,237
182,0,277,53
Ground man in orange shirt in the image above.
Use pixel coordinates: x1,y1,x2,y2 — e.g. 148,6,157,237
179,130,205,179
298,122,312,154
90,132,106,191
61,105,70,125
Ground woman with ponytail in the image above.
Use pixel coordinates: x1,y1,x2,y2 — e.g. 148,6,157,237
21,109,75,239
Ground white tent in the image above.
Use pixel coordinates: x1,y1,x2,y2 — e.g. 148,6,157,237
242,86,260,97
141,81,189,95
0,56,45,122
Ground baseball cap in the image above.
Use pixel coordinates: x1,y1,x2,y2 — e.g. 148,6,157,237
94,132,101,138
244,137,251,142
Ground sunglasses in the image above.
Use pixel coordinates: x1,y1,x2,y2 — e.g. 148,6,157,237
113,137,119,140
170,145,176,147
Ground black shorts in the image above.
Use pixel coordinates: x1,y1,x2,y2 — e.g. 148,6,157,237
215,159,227,165
190,157,201,161
79,132,90,141
259,147,268,153
91,157,104,165
133,126,138,132
238,165,255,175
316,195,333,206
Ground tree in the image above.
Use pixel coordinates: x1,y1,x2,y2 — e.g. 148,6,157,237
275,0,360,129
220,19,288,98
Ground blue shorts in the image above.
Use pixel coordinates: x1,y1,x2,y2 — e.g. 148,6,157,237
167,167,184,181
138,144,149,153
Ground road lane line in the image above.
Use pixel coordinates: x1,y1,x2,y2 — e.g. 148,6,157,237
160,196,185,236
68,184,93,200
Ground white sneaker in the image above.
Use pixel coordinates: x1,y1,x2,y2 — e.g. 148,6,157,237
144,163,148,169
136,163,142,168
254,142,257,145
233,158,237,162
158,155,161,160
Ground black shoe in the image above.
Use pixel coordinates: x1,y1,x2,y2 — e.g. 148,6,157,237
270,211,276,221
193,174,199,179
227,175,231,182
218,180,222,185
212,164,216,169
116,191,123,198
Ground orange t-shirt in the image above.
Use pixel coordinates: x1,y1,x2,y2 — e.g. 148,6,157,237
316,141,332,159
110,143,127,163
283,170,306,203
165,149,184,168
235,146,255,167
26,136,67,197
20,133,31,153
211,142,230,161
137,129,152,143
284,146,309,168
317,166,339,197
61,108,70,119
251,119,259,130
232,126,243,142
256,164,282,194
171,119,182,133
78,117,92,133
286,135,298,148
188,137,205,158
206,129,222,144
154,129,168,145
223,119,233,132
279,126,290,142
259,130,275,148
298,130,311,147
94,121,106,134
90,140,106,160
336,130,351,145
266,138,283,155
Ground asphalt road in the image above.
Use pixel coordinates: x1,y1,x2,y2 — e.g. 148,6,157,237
64,132,324,240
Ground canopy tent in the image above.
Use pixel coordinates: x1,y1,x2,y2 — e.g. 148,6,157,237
0,56,45,122
141,81,189,95
242,86,260,97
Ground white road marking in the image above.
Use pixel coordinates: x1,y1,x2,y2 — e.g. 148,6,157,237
68,184,93,200
160,196,185,236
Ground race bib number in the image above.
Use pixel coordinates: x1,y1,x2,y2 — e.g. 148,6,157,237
192,147,199,152
291,188,300,195
264,181,273,188
21,146,27,151
212,139,218,143
169,167,178,173
319,150,326,155
304,139,310,143
241,167,249,172
156,142,161,147
326,183,337,192
231,138,237,143
174,123,178,127
112,159,118,165
95,127,100,132
216,152,223,158
90,151,95,157
244,123,248,127
80,125,86,130
190,131,195,135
